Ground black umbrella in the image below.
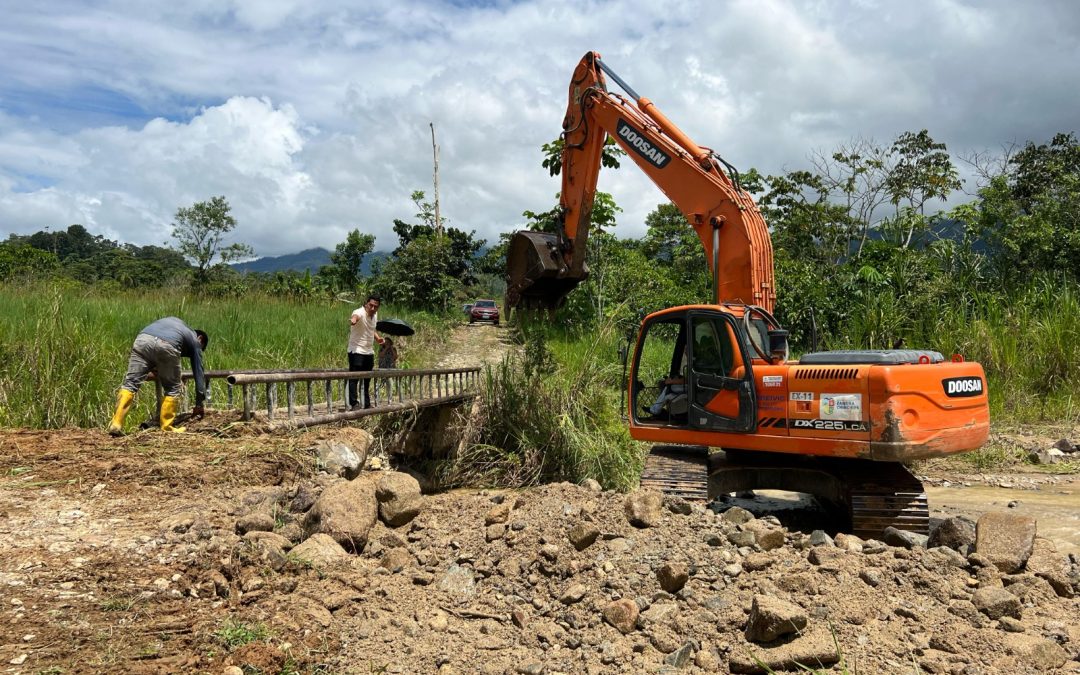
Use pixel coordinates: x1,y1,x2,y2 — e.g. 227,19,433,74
376,318,415,336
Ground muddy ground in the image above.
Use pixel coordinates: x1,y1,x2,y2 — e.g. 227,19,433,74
1,322,1079,674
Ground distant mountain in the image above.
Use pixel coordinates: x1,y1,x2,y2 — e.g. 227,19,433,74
232,248,391,275
232,248,331,274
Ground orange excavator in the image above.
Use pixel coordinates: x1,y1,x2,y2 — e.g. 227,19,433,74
505,52,990,536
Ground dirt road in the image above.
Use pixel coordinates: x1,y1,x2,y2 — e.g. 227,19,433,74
434,322,514,370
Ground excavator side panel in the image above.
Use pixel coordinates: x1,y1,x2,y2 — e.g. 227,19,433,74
867,362,990,461
630,351,989,462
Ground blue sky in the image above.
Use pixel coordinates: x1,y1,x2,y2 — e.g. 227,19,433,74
1,0,1078,256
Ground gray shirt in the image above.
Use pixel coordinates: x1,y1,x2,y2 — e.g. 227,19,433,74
140,317,206,404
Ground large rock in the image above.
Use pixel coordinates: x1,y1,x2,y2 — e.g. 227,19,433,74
928,516,976,551
242,531,292,571
567,522,600,551
602,599,640,634
485,502,511,525
1002,634,1069,671
1053,438,1076,453
971,586,1022,619
743,521,785,551
235,510,276,535
313,439,367,479
376,472,423,527
1025,537,1075,598
976,512,1037,573
883,526,928,549
719,506,755,525
1028,447,1067,465
729,627,840,673
639,601,679,628
657,562,689,594
744,595,807,643
289,533,350,567
624,490,663,528
302,476,378,552
437,564,476,601
834,533,864,553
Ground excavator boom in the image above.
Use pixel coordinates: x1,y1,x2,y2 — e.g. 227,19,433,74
506,51,775,313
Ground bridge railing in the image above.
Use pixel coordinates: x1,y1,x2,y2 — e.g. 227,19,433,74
176,367,481,429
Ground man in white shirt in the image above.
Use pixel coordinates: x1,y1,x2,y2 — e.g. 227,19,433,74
348,295,384,410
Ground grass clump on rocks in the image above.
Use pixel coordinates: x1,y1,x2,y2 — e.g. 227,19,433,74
447,316,642,491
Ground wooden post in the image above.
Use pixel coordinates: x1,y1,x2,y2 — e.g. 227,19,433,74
431,122,442,237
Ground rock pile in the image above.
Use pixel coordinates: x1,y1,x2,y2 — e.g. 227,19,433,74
186,471,1080,674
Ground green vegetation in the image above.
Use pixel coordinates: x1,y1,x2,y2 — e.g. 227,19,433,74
171,196,254,289
0,283,451,429
441,319,641,490
213,617,271,649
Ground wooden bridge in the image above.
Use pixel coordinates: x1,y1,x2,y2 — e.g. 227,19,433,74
175,367,481,430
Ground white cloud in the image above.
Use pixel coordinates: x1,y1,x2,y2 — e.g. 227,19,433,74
0,0,1078,256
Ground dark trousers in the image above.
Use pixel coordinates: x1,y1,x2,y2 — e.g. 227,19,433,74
348,352,374,408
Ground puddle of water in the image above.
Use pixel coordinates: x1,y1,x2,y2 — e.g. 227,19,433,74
928,480,1080,556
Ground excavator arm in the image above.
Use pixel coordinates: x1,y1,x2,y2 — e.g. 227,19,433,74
506,51,776,313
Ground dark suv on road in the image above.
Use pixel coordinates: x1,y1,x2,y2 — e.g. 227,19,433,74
469,299,500,325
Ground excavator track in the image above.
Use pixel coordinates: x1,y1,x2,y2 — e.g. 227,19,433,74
640,445,709,501
638,445,930,537
841,461,929,538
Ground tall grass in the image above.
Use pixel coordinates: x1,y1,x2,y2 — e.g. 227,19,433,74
0,282,452,429
836,280,1080,423
445,317,642,490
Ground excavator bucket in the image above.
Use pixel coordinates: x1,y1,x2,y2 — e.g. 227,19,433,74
504,230,588,315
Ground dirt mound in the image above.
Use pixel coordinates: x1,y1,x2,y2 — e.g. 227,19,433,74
2,429,1080,673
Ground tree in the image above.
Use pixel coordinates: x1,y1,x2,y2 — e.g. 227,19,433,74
957,133,1080,281
327,229,375,291
0,243,59,281
371,236,457,310
885,130,961,247
641,202,710,291
171,196,253,286
808,138,894,257
540,136,625,177
749,168,856,267
369,190,485,309
390,190,483,285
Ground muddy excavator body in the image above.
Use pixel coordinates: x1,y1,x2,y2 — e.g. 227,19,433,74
505,52,990,536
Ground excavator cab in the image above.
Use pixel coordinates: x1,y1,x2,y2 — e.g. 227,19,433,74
631,306,757,433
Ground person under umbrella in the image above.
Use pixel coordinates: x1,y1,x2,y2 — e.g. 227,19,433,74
375,318,413,370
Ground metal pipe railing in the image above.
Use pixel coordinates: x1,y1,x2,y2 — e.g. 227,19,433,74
225,366,479,385
174,366,481,429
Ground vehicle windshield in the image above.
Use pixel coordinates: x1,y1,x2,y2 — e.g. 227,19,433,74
475,300,496,308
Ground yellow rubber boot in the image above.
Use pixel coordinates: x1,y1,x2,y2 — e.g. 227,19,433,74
160,396,186,433
107,390,135,436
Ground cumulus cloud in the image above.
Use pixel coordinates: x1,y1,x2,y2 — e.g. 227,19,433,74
0,0,1077,255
